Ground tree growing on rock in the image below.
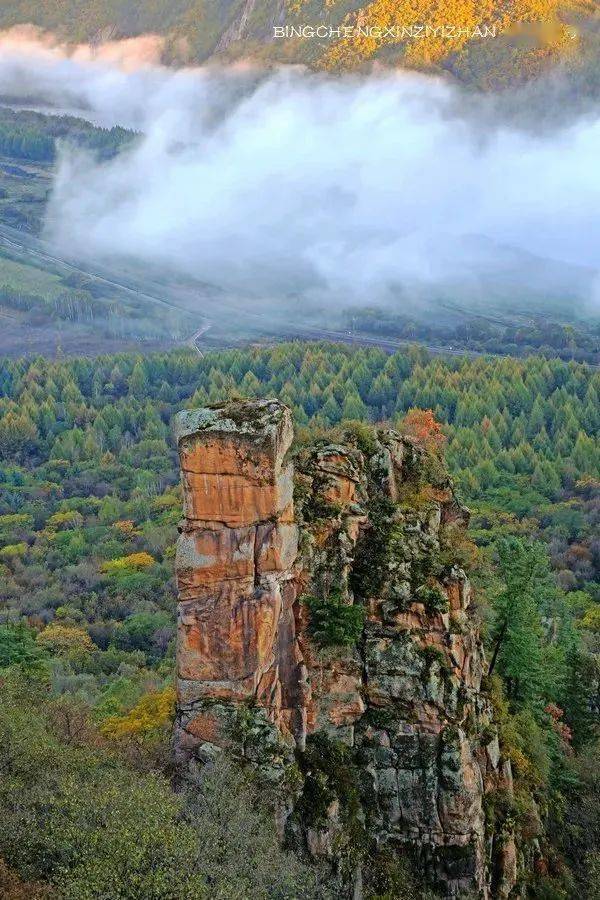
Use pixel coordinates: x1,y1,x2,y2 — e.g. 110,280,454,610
400,408,446,453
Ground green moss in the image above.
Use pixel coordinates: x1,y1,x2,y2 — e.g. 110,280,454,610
292,473,311,508
420,645,448,670
282,761,304,796
350,495,397,598
484,787,517,832
479,723,497,746
365,846,440,900
295,765,330,826
340,420,379,458
209,398,271,429
438,523,476,572
439,840,477,866
295,733,366,861
293,466,343,523
416,584,449,614
441,725,461,749
448,614,465,634
362,706,398,731
302,592,364,647
302,494,343,523
409,551,439,591
232,701,255,743
417,645,456,698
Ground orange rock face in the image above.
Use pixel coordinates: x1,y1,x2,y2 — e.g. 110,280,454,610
176,405,294,527
177,582,281,683
174,400,302,749
173,401,512,900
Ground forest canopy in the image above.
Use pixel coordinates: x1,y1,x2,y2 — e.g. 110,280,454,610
0,341,598,897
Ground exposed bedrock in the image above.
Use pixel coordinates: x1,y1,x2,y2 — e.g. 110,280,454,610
173,399,516,899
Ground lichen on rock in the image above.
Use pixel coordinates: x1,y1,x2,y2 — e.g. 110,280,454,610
173,400,515,899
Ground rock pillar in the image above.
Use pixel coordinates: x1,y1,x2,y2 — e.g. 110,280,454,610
173,399,302,765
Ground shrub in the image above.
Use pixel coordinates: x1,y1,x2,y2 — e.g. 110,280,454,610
0,858,52,899
114,611,172,656
303,593,364,647
101,552,155,575
0,543,28,559
36,625,93,659
46,511,84,531
0,684,204,898
186,756,318,899
0,625,46,671
416,583,449,614
295,733,366,876
365,846,439,900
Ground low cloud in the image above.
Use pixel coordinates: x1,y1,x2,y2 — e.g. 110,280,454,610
1,28,599,313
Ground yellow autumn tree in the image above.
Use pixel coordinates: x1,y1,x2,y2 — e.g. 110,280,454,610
112,519,137,535
580,606,600,633
36,624,94,658
46,510,84,530
100,686,176,743
322,0,572,70
101,551,155,575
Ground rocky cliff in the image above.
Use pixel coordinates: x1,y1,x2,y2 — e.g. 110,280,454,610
173,399,515,899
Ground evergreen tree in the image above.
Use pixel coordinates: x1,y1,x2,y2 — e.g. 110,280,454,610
561,647,598,750
489,538,549,711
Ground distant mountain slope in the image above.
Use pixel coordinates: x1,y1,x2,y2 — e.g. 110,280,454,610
0,0,599,87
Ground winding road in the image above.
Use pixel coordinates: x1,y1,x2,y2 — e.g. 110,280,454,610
1,222,596,368
0,223,199,317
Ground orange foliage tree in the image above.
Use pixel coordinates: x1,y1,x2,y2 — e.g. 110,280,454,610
400,408,447,453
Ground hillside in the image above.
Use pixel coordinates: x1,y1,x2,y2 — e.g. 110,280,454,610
174,398,514,896
0,0,599,87
0,103,597,361
0,1,599,894
0,341,598,895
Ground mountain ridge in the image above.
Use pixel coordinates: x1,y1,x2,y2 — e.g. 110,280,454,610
0,0,599,89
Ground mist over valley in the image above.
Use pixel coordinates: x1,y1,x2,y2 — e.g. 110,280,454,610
0,25,598,361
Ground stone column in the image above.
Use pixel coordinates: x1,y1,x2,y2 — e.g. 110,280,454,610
173,399,300,765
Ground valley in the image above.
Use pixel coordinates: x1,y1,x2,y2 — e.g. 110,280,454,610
0,13,599,899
